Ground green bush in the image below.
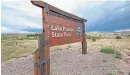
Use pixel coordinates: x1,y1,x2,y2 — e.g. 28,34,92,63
92,37,96,41
86,35,92,39
116,36,122,39
86,35,103,40
100,48,122,59
1,33,42,41
100,48,115,54
114,51,121,59
107,72,114,75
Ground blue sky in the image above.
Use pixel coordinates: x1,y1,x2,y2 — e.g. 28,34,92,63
1,0,130,33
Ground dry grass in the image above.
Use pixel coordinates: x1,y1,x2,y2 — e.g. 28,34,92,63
87,39,130,51
1,40,37,61
87,39,130,56
2,37,130,61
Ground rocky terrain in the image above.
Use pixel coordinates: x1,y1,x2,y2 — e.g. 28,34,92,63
2,42,130,75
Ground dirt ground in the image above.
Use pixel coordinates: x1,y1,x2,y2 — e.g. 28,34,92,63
1,38,130,75
1,40,130,75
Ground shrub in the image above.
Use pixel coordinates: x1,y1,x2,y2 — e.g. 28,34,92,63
100,48,115,54
116,36,122,39
107,72,114,75
114,51,121,59
86,35,92,39
100,48,122,59
92,37,96,41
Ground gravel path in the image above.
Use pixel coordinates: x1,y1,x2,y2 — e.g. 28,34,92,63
2,48,130,75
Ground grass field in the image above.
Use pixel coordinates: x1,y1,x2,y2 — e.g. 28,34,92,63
1,33,130,61
1,40,37,61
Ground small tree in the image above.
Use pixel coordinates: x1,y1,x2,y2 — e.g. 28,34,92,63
92,37,96,42
116,36,122,39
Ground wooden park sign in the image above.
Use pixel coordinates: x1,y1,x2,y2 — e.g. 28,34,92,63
31,1,87,75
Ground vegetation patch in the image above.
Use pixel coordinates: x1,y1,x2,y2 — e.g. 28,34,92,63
1,33,41,41
116,36,122,39
100,48,115,54
114,51,121,59
86,35,93,39
1,40,36,61
100,48,122,59
86,35,104,42
86,35,102,40
106,72,114,75
92,37,96,42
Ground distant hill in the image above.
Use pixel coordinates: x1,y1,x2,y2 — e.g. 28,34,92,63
86,31,130,39
1,33,38,37
114,31,130,36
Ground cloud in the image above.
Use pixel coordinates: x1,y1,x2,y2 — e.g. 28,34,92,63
1,0,85,18
114,29,130,32
89,31,101,33
84,1,130,32
1,0,130,33
2,0,96,19
2,0,93,33
2,0,42,18
84,1,128,24
1,26,33,33
2,1,42,33
2,13,42,29
2,0,107,20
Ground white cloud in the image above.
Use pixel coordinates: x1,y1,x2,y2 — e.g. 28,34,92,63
89,31,101,33
2,0,129,33
2,0,92,33
2,0,106,18
1,0,85,17
2,1,42,33
1,26,33,33
2,1,42,18
114,29,130,32
25,22,42,29
2,14,42,29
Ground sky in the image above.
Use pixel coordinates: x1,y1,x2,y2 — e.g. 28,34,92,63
1,0,130,33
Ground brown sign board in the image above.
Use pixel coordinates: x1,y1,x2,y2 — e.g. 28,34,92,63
48,15,83,46
31,1,87,75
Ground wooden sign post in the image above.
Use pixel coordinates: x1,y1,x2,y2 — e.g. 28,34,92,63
31,1,87,75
